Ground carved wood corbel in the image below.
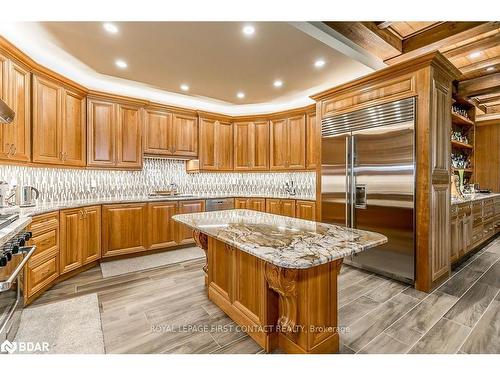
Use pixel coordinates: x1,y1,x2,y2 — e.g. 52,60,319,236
264,262,298,336
193,230,208,274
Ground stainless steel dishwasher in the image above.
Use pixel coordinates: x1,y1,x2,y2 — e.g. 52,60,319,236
205,198,234,211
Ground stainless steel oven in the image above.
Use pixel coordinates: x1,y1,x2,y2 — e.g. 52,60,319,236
0,222,35,345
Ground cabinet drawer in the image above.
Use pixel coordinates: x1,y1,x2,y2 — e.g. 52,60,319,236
484,206,495,219
483,198,494,207
29,228,59,266
458,204,471,215
484,222,495,239
473,216,483,227
471,232,483,245
26,255,59,298
30,211,59,237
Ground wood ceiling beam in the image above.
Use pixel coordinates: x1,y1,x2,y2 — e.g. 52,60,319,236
386,22,500,65
460,56,500,75
458,72,500,97
323,22,402,60
444,33,500,59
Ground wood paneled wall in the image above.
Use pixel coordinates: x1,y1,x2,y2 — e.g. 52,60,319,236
475,120,500,192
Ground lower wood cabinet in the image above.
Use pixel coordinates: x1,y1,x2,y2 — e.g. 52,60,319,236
60,206,101,274
148,201,178,250
177,200,206,245
295,200,317,220
102,203,148,257
266,199,296,217
234,198,266,212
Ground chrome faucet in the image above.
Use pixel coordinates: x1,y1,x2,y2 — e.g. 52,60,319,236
169,182,179,195
285,180,296,196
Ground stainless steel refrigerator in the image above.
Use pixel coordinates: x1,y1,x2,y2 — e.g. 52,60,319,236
321,97,415,283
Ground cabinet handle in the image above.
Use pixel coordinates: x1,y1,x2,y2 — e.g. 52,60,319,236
10,144,16,156
5,143,11,156
59,152,64,160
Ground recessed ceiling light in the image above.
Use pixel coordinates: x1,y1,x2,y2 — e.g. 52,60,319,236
273,80,283,88
469,51,481,58
236,92,245,99
314,59,326,68
103,23,118,34
486,66,495,72
242,25,255,36
180,84,189,91
115,59,127,69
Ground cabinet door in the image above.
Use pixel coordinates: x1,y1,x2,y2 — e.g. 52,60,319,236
116,104,143,168
234,122,252,170
87,99,115,167
199,117,217,170
172,113,198,157
266,199,282,215
83,206,101,264
144,108,173,155
306,112,317,170
234,198,248,209
216,121,233,170
281,199,296,217
61,88,86,166
269,118,288,170
450,215,459,263
0,53,7,101
102,204,148,257
32,75,62,164
287,114,306,170
177,200,205,245
2,60,31,163
253,121,269,170
148,202,178,250
60,208,83,274
296,200,316,220
248,198,266,212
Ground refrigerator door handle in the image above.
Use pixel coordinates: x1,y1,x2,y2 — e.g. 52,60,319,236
350,136,355,228
355,184,367,209
345,136,349,227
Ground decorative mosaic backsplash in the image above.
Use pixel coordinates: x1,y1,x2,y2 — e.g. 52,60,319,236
0,158,316,203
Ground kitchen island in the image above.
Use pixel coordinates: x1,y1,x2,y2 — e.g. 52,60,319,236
172,209,387,354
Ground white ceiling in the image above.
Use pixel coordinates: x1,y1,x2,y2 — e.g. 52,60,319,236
0,22,375,114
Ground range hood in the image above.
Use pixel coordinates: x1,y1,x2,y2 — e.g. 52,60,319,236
0,98,15,124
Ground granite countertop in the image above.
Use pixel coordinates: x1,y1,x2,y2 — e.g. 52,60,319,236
19,194,316,217
172,209,387,269
451,193,500,205
0,217,32,248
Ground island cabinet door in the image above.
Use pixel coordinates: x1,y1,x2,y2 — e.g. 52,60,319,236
296,200,316,220
177,200,205,245
234,198,248,209
148,201,178,250
101,203,148,257
248,198,266,212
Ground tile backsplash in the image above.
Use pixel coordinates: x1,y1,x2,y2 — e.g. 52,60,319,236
0,158,316,203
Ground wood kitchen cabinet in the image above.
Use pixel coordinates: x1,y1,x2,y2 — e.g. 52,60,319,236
0,53,30,163
32,74,86,166
266,198,296,217
270,115,306,170
102,203,148,257
60,205,101,274
177,200,205,245
234,198,266,212
296,200,317,220
148,201,178,250
199,116,233,171
143,108,198,158
306,111,318,170
87,96,143,169
233,121,269,171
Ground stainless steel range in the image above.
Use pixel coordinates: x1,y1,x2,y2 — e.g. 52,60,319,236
0,215,35,345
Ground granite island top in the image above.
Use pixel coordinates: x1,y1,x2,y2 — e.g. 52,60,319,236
451,192,500,205
19,193,315,217
172,209,387,269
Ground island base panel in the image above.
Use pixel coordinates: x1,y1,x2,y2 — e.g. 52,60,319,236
205,236,341,354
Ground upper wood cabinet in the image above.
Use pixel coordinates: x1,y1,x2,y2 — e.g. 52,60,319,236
270,115,306,170
306,111,317,170
87,96,143,169
143,108,198,158
234,121,269,171
199,116,233,171
0,54,30,163
32,74,86,167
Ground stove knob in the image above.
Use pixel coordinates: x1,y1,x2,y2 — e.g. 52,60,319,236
24,232,32,241
0,256,7,267
18,238,26,247
11,243,19,254
5,251,12,261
